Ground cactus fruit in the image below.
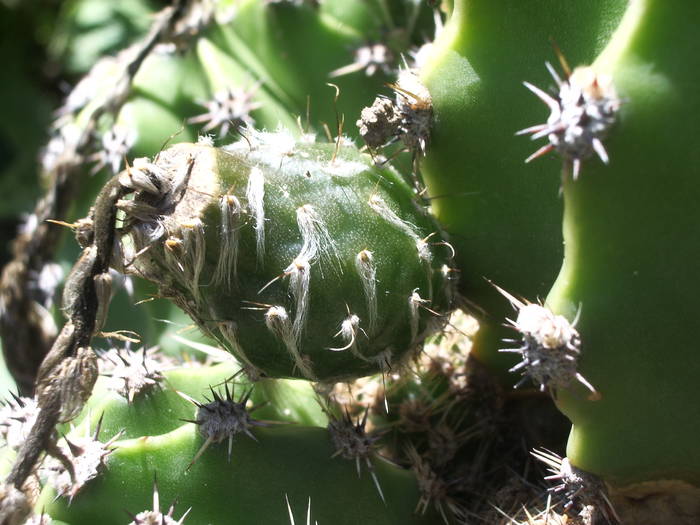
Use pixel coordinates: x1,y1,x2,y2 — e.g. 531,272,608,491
531,0,700,519
118,131,455,381
415,0,627,380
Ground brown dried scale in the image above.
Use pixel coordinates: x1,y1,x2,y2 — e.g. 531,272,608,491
358,70,433,158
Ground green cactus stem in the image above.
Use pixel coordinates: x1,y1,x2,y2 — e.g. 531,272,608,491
535,0,700,519
416,0,626,380
37,400,440,525
118,131,455,381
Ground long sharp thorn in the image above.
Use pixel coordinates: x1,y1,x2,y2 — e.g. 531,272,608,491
522,82,560,113
572,158,582,180
187,436,214,470
515,124,548,136
592,137,610,164
369,459,386,504
286,494,295,525
545,61,563,87
525,144,554,164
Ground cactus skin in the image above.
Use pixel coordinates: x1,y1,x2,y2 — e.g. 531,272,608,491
71,360,328,440
33,362,439,525
121,133,455,381
417,0,626,381
539,0,700,515
39,425,438,525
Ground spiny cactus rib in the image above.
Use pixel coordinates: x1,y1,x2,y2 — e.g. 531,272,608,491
541,2,700,514
117,131,455,381
416,0,628,384
34,361,440,525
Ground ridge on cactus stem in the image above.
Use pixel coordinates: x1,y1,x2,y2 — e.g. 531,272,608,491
416,0,628,385
540,0,700,521
115,129,455,381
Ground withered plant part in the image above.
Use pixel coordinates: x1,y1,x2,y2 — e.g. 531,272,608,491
357,70,433,173
0,0,205,395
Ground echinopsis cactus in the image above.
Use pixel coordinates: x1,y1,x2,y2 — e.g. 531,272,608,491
2,1,700,524
118,130,455,381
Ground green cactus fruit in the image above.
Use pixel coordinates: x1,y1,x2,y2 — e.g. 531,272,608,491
514,0,700,519
116,131,456,381
416,0,627,381
34,366,441,525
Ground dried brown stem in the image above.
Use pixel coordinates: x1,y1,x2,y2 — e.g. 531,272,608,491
0,0,190,395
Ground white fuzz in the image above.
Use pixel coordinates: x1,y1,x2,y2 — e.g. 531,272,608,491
285,258,311,341
368,195,424,258
295,204,340,273
212,194,244,290
0,394,38,451
329,43,395,78
246,166,266,264
180,219,206,303
265,306,316,380
44,423,120,501
128,482,190,525
409,289,429,342
328,314,368,361
99,347,168,403
188,84,262,138
354,250,378,335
